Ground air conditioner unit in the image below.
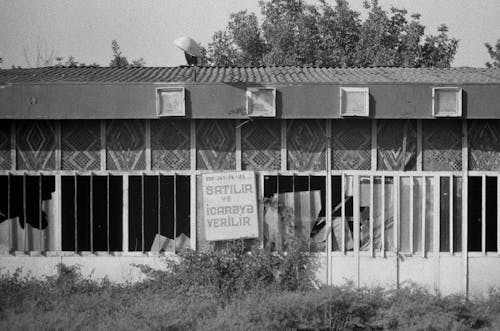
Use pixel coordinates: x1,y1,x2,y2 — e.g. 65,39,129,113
246,87,276,117
432,87,462,117
156,87,185,117
340,87,369,117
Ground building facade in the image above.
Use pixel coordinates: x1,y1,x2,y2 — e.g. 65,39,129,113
0,66,499,296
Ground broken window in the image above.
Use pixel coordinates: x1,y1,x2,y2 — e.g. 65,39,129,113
263,175,326,252
468,176,498,252
61,175,122,252
439,177,462,253
0,175,56,252
128,175,190,252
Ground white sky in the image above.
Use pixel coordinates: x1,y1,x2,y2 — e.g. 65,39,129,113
0,0,499,68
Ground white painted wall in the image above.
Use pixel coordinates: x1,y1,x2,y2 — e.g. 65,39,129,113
1,255,499,297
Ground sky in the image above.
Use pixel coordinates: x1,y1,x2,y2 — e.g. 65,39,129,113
0,0,499,68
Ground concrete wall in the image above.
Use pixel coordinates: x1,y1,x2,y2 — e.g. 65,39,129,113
1,254,498,297
1,83,500,119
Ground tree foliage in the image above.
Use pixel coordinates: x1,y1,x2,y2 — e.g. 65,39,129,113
207,0,458,67
485,39,500,68
109,40,145,67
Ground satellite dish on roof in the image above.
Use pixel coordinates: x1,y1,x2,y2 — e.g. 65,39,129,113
174,36,202,65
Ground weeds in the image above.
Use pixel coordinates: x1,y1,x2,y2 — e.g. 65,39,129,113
0,243,499,330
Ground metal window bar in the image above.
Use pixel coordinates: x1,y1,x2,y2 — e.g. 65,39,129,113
409,176,414,254
341,173,346,254
353,174,360,287
422,176,426,258
23,173,27,251
74,173,78,252
7,174,11,250
449,175,454,253
90,173,93,252
482,175,486,255
157,174,161,253
394,175,399,253
39,174,42,252
141,173,145,253
369,175,374,257
381,175,385,254
174,173,177,253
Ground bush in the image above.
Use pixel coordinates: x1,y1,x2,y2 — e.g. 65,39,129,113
1,254,499,330
141,239,318,305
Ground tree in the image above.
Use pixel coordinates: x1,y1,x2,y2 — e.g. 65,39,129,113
109,40,145,67
207,0,458,68
485,39,500,68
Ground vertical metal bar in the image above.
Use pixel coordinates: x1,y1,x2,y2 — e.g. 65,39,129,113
158,174,161,253
326,119,332,285
54,175,62,251
90,173,93,252
353,174,360,287
422,176,427,258
100,120,106,170
173,173,177,253
371,119,377,171
7,174,11,250
394,175,399,253
23,173,27,251
462,119,469,297
258,173,265,248
39,174,43,251
417,120,422,171
341,173,345,254
433,175,441,294
450,175,454,253
369,175,374,257
307,173,311,253
74,173,78,252
409,176,414,254
122,175,129,252
381,175,385,254
281,120,287,171
481,175,486,254
107,174,110,253
190,174,196,250
236,120,242,171
145,120,151,171
141,173,145,252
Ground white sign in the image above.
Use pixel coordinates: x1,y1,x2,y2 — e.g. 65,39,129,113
202,171,258,241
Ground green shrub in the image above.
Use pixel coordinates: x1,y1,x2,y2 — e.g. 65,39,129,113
1,257,499,330
141,239,318,304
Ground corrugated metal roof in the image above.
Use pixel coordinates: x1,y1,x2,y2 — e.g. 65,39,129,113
1,66,500,84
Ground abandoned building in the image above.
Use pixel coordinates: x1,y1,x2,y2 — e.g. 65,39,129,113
0,66,499,296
